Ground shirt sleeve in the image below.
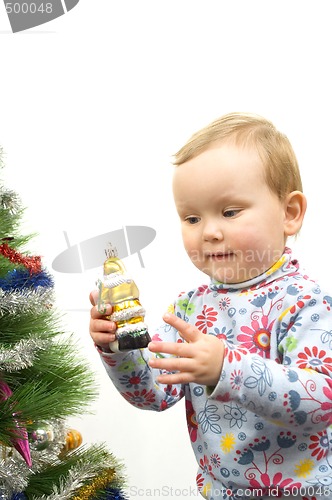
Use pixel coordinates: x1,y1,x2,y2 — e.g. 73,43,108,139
97,305,185,412
208,283,332,432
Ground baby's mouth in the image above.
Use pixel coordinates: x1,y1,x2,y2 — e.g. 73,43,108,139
207,252,235,261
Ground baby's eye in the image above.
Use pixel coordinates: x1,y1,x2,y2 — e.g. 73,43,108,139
185,216,200,224
223,209,240,218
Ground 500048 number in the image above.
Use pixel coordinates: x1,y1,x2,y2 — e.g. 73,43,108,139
5,3,53,14
283,485,331,497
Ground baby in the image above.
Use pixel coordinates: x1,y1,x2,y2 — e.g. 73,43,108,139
90,112,332,500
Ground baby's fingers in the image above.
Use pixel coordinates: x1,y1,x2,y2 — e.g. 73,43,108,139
149,354,192,371
90,302,113,320
89,290,99,306
148,340,182,356
162,313,202,343
149,355,195,385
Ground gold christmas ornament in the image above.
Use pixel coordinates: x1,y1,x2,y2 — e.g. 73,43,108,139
63,428,83,452
97,247,151,351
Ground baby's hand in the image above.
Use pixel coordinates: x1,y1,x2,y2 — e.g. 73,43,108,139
89,290,117,351
148,313,225,387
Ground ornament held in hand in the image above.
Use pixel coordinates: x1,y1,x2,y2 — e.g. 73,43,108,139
97,247,151,351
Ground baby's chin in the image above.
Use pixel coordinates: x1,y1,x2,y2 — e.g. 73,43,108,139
207,268,266,285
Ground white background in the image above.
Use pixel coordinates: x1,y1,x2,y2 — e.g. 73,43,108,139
1,1,332,498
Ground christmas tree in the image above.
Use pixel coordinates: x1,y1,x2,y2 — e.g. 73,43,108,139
0,146,127,500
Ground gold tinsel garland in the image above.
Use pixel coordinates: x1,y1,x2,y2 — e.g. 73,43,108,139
72,468,116,500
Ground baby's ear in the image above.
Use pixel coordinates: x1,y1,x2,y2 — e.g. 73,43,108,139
283,191,307,237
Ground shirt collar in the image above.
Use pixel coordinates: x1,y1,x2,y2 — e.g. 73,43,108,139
209,247,299,292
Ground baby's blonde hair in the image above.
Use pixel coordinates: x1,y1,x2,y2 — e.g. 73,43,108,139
174,112,303,200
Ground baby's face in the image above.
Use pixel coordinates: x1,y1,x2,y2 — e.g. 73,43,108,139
172,142,288,283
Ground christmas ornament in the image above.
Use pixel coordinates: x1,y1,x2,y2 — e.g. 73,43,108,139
0,380,32,467
97,247,151,351
29,422,54,451
62,428,83,453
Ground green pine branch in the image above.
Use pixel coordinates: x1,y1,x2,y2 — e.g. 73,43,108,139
0,309,61,345
24,444,126,499
0,337,96,444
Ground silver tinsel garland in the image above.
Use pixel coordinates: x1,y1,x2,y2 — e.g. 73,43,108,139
0,187,21,215
0,336,49,372
0,286,55,370
0,287,54,317
32,461,103,500
31,452,121,500
0,456,30,492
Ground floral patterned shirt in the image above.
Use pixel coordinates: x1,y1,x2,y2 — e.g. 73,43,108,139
98,248,332,500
